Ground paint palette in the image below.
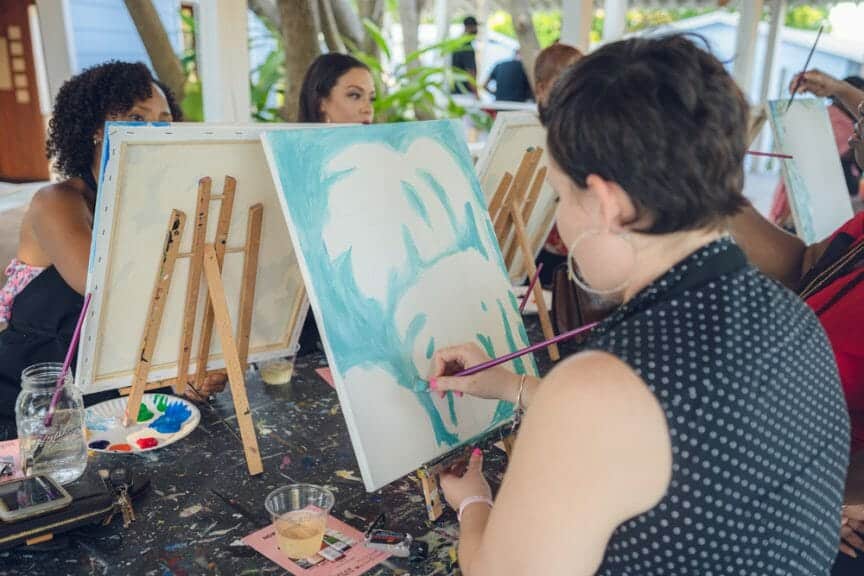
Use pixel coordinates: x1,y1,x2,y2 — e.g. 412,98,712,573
85,394,200,454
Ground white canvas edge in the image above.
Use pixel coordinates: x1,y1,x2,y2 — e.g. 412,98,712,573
474,111,541,194
76,123,315,395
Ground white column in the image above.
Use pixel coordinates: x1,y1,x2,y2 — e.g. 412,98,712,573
733,0,764,98
561,0,594,53
435,0,448,43
759,0,786,105
602,0,628,44
33,0,77,106
197,1,251,123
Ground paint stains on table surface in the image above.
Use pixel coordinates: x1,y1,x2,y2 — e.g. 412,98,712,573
0,318,571,576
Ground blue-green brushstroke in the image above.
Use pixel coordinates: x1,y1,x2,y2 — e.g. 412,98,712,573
426,337,436,359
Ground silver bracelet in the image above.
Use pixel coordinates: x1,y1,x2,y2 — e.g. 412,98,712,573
515,374,526,411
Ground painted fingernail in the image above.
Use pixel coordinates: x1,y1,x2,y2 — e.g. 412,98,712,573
472,448,482,457
457,391,464,398
439,392,445,399
429,379,438,391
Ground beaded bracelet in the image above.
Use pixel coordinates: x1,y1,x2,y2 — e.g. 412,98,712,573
457,495,494,523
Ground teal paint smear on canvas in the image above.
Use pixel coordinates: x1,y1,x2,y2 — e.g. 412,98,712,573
264,120,533,450
426,337,436,360
402,182,432,227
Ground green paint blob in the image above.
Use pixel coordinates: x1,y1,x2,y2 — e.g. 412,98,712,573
137,403,155,422
155,395,169,412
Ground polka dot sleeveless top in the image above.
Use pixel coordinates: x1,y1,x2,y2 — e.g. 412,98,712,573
589,238,850,576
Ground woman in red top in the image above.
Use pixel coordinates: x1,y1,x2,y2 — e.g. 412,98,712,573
730,71,864,574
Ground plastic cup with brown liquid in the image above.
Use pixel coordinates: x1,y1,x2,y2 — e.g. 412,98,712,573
265,484,335,559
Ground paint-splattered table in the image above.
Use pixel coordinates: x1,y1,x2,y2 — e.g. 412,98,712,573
0,319,578,576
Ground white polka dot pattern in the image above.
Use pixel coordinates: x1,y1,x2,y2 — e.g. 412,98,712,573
590,238,850,576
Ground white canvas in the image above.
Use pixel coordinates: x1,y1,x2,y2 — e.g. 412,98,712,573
474,112,557,282
262,121,537,491
76,123,312,393
768,99,854,244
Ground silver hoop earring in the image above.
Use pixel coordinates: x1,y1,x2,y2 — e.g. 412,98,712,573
567,229,637,296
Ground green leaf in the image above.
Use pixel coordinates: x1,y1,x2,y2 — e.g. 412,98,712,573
362,19,391,60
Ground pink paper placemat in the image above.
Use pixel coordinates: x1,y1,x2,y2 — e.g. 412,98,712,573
243,514,389,576
0,439,22,479
315,367,335,389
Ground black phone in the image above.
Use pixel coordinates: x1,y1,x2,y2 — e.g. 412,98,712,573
0,476,72,522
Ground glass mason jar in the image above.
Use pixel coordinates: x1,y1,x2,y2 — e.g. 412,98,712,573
15,363,87,484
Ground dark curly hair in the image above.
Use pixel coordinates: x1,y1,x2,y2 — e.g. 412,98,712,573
544,35,748,234
46,61,182,181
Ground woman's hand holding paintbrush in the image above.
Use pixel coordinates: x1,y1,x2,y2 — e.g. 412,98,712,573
427,343,541,408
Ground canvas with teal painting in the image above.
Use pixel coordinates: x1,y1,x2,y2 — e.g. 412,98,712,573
262,120,537,491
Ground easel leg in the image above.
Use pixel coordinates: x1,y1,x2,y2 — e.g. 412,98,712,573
237,204,263,368
124,210,187,426
509,201,560,361
176,178,211,395
194,176,236,390
203,245,263,476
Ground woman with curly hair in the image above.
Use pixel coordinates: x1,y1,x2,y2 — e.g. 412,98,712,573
0,61,192,438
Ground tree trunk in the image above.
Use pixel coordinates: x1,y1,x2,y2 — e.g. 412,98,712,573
279,0,321,121
330,0,365,48
399,0,420,63
319,0,346,53
124,0,186,101
248,0,281,31
358,0,385,55
508,0,540,89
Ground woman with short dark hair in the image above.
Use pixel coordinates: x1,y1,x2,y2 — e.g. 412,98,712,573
426,35,849,575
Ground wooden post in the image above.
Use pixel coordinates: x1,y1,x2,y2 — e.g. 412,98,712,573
194,176,236,390
237,204,263,368
203,245,263,475
124,210,187,426
509,198,559,361
176,177,211,394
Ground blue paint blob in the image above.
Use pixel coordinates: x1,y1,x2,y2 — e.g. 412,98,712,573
149,402,192,434
88,440,111,450
481,301,488,312
447,392,458,427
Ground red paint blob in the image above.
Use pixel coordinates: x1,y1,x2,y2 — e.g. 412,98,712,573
136,437,158,449
108,443,133,452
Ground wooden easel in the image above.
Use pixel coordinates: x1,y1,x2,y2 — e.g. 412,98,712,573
121,176,264,476
418,427,518,522
487,148,560,361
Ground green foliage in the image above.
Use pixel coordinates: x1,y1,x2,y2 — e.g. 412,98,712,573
179,10,203,121
784,5,829,31
488,11,561,48
250,47,285,122
349,19,482,124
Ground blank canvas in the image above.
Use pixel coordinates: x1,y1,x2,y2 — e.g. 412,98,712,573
474,112,557,282
262,121,537,491
77,123,310,393
768,99,853,243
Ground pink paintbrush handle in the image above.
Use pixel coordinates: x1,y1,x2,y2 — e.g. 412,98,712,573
456,321,599,378
44,293,91,427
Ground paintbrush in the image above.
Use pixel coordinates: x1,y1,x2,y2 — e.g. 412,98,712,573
519,263,544,313
210,488,266,527
745,150,793,160
28,294,91,472
785,23,825,111
451,321,599,379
